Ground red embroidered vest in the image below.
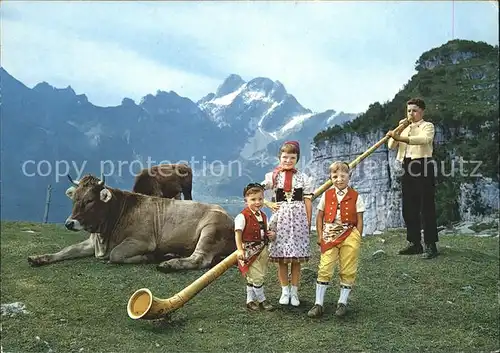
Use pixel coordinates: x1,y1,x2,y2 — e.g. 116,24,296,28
323,187,358,225
241,207,267,242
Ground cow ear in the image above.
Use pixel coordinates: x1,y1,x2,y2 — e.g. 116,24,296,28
66,187,76,200
100,188,112,203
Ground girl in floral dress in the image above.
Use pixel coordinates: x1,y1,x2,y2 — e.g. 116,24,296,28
261,140,313,306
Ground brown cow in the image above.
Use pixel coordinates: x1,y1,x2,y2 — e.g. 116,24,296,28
27,174,235,271
132,163,193,200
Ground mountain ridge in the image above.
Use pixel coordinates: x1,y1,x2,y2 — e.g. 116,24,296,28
0,66,356,222
2,39,497,230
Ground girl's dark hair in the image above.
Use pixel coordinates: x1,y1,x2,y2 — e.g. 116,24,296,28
279,143,300,161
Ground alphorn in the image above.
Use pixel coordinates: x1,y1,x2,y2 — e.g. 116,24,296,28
311,117,411,200
127,118,412,321
128,253,237,320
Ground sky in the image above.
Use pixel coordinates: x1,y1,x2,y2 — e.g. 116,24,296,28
2,1,498,114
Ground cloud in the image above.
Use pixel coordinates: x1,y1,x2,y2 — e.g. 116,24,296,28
2,19,221,106
2,1,498,113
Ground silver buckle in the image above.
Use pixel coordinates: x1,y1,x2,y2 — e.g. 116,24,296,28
284,191,293,202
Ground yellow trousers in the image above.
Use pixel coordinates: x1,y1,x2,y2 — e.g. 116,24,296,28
246,246,269,287
317,228,362,286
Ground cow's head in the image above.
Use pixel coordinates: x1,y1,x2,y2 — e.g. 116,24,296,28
64,173,113,233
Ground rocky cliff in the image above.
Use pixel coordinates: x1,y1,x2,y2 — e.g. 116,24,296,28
310,126,498,235
310,39,499,235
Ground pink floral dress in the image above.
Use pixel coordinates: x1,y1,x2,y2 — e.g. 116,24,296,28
262,170,313,263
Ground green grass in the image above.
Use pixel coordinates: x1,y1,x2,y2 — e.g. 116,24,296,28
1,221,499,353
470,221,499,234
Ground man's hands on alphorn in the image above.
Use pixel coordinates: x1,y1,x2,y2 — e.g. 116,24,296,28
386,118,410,141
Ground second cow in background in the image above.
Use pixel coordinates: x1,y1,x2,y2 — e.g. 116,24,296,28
133,163,193,200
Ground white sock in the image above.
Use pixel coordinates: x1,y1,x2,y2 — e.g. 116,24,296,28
315,282,328,306
338,285,351,304
290,285,299,296
254,285,266,303
281,285,290,295
246,285,254,303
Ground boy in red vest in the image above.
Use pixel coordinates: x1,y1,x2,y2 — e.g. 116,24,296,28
235,183,276,311
307,161,365,318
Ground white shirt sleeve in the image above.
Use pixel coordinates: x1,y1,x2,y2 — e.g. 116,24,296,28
356,194,365,213
302,173,314,196
317,193,326,211
262,172,274,190
234,213,246,231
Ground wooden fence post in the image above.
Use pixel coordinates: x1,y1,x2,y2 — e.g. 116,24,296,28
43,184,52,223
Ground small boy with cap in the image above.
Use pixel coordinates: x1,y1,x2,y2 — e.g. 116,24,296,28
235,183,276,311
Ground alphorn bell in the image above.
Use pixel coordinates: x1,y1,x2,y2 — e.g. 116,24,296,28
127,253,237,320
127,118,412,320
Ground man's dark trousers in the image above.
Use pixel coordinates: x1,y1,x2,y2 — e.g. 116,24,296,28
401,157,438,244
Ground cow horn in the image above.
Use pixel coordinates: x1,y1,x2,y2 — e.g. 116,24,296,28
98,173,105,186
67,174,79,186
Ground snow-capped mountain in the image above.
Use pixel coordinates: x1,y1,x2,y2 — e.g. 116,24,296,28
1,68,357,222
198,74,357,161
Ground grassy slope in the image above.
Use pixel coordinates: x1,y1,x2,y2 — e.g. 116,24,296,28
1,221,498,353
